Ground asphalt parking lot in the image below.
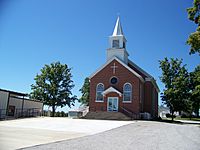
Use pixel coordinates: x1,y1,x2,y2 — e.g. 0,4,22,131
0,117,132,150
22,120,200,150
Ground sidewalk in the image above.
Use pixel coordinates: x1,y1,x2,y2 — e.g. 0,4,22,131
176,119,200,125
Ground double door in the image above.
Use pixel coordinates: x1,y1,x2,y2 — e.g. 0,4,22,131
107,97,118,112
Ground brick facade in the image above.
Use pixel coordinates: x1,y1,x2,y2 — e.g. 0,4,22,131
89,58,159,119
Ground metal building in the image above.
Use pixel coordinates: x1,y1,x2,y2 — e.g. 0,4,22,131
0,88,43,119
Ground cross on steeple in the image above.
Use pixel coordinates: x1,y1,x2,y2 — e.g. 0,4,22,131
111,63,118,74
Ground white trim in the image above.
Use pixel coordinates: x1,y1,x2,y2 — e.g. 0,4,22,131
122,101,132,103
107,97,119,112
95,100,104,103
89,57,144,82
123,82,132,103
123,82,132,90
102,87,122,97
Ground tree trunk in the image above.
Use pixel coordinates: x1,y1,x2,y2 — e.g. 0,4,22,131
196,102,199,117
171,110,174,121
189,114,192,120
52,105,55,117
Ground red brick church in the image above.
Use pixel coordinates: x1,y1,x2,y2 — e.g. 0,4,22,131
89,17,159,119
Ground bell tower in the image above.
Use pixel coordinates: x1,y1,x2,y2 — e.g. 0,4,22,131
107,17,129,64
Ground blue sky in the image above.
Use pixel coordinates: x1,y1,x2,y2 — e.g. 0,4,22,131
0,0,199,111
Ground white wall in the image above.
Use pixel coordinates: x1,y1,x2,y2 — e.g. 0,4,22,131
9,97,43,110
24,100,43,110
9,97,23,109
106,48,128,64
9,97,43,117
0,91,9,110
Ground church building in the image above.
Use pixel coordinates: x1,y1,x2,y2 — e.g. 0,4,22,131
89,17,159,119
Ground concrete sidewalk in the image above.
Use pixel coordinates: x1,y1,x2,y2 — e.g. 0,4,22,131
0,117,132,150
176,119,200,125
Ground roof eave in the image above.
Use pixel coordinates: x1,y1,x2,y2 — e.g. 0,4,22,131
0,88,27,96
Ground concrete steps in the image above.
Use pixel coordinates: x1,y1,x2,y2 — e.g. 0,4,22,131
82,111,131,120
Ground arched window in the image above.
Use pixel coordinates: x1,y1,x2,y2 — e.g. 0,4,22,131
123,83,132,102
96,83,104,102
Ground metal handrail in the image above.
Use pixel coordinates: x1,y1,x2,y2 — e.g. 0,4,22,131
120,106,139,120
15,108,42,118
0,108,42,119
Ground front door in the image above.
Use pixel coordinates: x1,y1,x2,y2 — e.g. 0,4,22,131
107,97,118,112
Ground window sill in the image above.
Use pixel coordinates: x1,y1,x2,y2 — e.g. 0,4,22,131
95,100,104,103
122,101,132,103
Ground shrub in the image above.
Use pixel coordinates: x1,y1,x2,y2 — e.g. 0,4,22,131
61,111,67,117
166,113,176,118
55,111,61,117
181,114,187,118
166,113,170,118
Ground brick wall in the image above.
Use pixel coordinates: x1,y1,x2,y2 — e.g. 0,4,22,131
143,81,158,117
89,59,158,118
89,59,140,114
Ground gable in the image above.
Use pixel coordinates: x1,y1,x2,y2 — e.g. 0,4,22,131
102,87,122,97
89,57,144,82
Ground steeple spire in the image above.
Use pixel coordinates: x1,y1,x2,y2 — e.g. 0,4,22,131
112,16,124,36
107,16,129,64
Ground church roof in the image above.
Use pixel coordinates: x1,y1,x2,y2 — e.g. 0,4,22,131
112,16,124,36
102,87,122,97
89,57,144,82
128,60,160,92
128,59,153,79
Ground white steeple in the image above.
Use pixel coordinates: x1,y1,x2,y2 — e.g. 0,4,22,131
112,16,124,36
107,17,129,64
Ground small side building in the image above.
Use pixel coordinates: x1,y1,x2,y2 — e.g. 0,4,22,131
68,106,89,118
0,88,43,119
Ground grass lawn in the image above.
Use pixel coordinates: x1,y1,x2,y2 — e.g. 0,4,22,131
161,117,200,122
175,117,200,121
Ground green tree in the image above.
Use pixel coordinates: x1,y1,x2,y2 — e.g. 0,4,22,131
61,111,67,117
159,58,190,121
30,62,76,117
55,111,61,117
187,0,200,55
190,65,200,117
79,77,90,106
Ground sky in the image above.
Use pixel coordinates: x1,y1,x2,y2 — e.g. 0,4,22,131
0,0,199,111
